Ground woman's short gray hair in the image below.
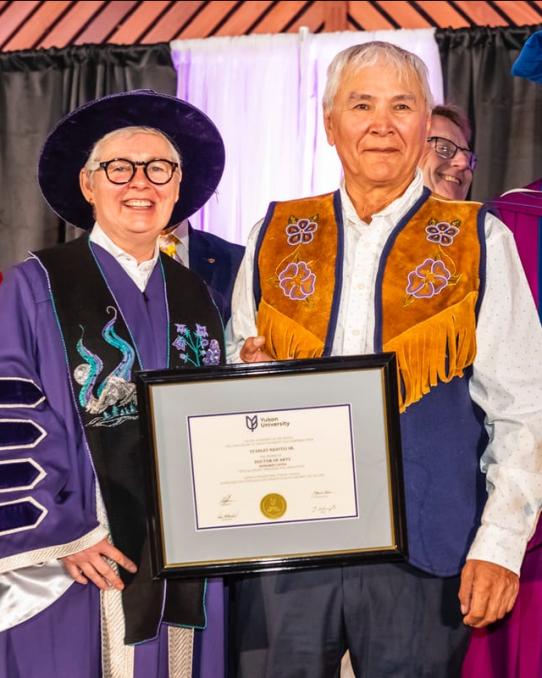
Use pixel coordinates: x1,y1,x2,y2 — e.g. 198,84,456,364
84,126,182,171
322,41,434,113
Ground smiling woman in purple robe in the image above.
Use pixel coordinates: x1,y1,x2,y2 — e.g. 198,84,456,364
0,91,227,678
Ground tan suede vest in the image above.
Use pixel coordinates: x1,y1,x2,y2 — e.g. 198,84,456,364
256,190,482,412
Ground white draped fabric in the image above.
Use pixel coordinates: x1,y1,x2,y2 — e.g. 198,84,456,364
171,29,443,245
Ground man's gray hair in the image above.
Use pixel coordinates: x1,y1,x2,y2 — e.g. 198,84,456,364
322,41,434,113
84,126,182,171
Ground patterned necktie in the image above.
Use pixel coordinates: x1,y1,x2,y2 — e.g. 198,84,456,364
159,232,181,262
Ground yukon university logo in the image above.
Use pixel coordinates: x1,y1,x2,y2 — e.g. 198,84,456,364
245,414,258,432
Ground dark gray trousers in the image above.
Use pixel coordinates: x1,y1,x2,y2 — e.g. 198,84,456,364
230,562,470,678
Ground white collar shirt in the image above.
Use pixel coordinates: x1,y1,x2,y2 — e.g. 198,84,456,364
332,170,424,355
89,222,159,292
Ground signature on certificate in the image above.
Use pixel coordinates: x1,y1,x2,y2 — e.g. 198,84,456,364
217,511,239,522
218,495,238,520
312,490,336,515
312,504,337,515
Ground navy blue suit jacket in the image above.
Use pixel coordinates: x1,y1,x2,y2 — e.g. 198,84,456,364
188,224,245,323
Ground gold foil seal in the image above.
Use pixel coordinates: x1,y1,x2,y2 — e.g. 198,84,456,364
260,493,287,520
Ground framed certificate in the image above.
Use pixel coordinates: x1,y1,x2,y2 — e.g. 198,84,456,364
137,354,407,578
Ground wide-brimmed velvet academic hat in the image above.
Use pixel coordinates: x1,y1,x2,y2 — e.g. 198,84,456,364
38,90,225,229
512,30,542,84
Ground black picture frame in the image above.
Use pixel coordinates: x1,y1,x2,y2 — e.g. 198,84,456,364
137,353,407,579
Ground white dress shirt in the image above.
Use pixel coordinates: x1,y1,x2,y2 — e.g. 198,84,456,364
89,222,159,291
226,170,542,574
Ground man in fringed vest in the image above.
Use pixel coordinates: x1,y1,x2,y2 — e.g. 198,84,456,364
227,42,542,678
0,91,226,678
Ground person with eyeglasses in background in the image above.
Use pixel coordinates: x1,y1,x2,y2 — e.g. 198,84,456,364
420,104,477,201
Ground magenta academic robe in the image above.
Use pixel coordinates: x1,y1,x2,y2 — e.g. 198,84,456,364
463,179,542,678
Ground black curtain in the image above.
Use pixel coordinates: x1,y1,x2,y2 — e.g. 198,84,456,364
0,44,177,270
437,25,542,203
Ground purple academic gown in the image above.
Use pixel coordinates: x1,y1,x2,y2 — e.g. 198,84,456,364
0,245,224,678
463,179,542,678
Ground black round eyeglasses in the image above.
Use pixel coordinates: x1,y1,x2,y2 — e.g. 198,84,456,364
92,158,179,185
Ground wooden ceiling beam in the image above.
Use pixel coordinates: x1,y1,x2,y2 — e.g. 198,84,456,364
251,1,307,34
323,1,348,32
73,0,138,45
141,1,204,43
493,0,542,25
287,1,325,32
108,1,172,44
214,0,275,37
178,0,241,39
453,0,508,26
413,0,469,28
0,1,41,49
39,1,106,48
4,0,72,51
348,1,395,31
0,0,540,51
376,0,431,28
